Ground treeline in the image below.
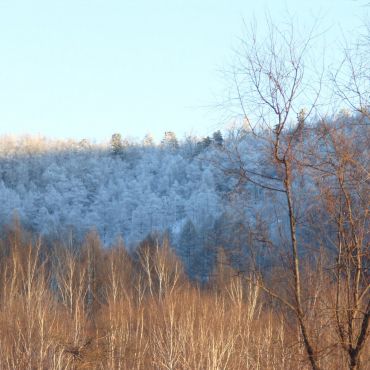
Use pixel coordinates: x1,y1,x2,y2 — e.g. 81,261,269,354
0,223,367,370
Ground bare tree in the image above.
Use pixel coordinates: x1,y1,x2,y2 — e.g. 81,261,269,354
228,18,324,370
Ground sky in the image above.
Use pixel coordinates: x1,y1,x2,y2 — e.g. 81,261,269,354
0,0,367,142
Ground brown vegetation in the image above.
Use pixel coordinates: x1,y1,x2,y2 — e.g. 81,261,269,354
0,224,368,370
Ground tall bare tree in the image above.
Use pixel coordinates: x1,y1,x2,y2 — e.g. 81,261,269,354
228,18,324,369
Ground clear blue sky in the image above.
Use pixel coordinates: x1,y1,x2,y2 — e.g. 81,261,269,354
0,0,366,142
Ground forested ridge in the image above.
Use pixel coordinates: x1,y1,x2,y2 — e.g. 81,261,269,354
0,114,368,279
0,129,228,246
0,126,270,276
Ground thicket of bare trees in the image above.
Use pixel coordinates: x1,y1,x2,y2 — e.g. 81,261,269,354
0,221,367,370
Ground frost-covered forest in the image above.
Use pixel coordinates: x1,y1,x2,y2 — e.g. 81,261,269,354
0,114,368,278
0,130,231,243
0,127,262,275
